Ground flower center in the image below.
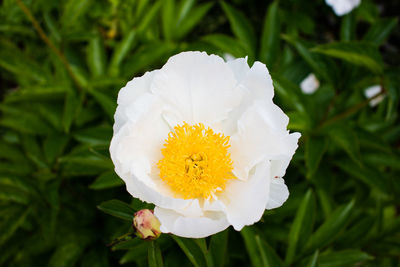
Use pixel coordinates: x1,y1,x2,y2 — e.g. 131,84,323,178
157,122,234,199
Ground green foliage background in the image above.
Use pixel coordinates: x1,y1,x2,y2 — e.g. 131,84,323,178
0,0,399,266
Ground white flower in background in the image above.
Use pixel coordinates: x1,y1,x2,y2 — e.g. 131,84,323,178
300,73,320,94
325,0,361,16
364,85,385,107
110,51,300,238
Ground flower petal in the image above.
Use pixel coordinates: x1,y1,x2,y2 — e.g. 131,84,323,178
221,61,275,135
325,0,361,16
266,177,289,209
154,207,229,238
216,161,271,231
230,101,300,180
113,71,157,133
151,51,242,126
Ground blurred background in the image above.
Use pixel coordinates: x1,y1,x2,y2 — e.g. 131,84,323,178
0,0,399,266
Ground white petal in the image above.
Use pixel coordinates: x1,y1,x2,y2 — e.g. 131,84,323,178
238,61,274,100
113,71,157,133
266,177,289,209
325,0,361,16
151,51,242,126
154,207,229,238
230,101,300,180
222,60,274,135
216,161,271,231
300,73,320,95
270,132,301,178
364,85,385,107
226,57,250,83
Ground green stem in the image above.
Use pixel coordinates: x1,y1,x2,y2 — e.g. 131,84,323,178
15,0,82,90
318,88,386,130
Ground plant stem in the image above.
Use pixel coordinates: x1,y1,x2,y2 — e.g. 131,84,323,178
15,0,82,90
318,89,386,130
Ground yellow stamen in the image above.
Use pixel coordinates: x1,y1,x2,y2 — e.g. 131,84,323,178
157,122,234,199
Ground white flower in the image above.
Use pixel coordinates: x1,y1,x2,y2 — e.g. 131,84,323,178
364,85,385,107
300,73,320,94
325,0,361,16
110,51,300,238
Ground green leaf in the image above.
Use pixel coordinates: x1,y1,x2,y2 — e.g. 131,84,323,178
241,227,284,267
119,243,149,264
148,241,164,267
307,250,319,267
0,207,31,246
87,34,106,77
62,0,92,28
43,134,69,164
202,34,248,58
0,104,54,135
318,250,373,267
89,171,124,190
304,200,355,254
363,17,398,45
171,236,207,267
175,2,213,40
73,125,112,146
48,242,85,267
108,30,137,76
4,86,67,103
97,199,135,221
137,1,162,33
340,13,355,41
209,229,228,267
121,42,176,77
220,2,256,59
328,126,360,165
242,227,285,267
282,35,330,81
255,235,284,267
311,42,383,73
62,91,80,133
335,160,388,194
305,136,328,178
87,89,116,120
336,216,375,246
271,74,307,113
162,0,175,40
286,189,316,264
260,0,280,67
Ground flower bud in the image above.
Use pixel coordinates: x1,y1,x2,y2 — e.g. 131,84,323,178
133,209,161,240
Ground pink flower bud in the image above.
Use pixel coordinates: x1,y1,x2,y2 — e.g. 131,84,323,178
133,209,161,240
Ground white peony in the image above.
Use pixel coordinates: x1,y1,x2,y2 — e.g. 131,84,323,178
325,0,361,16
300,73,320,95
110,51,300,238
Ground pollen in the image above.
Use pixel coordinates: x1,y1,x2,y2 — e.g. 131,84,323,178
157,122,234,199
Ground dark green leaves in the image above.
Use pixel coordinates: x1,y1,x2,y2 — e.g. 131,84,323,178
304,200,355,254
148,241,164,267
260,0,280,67
1,1,399,266
312,42,383,73
286,189,316,264
241,227,284,267
171,237,208,267
97,200,135,221
221,2,256,60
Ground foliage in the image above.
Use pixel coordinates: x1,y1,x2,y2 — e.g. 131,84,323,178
0,0,399,266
